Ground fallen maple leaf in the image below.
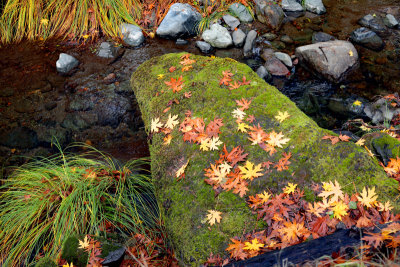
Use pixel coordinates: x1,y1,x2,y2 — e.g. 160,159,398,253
355,138,365,146
207,210,222,225
232,108,246,120
165,76,184,92
275,111,290,123
330,201,348,220
283,183,297,195
244,238,264,251
226,238,246,260
169,66,176,72
181,65,193,72
209,137,223,151
237,122,250,133
78,236,90,250
229,81,241,90
236,98,252,111
239,161,264,181
184,91,192,98
357,187,378,208
200,138,211,151
163,134,172,145
239,75,251,85
151,118,163,133
266,131,290,148
176,160,189,178
165,114,179,129
318,180,344,203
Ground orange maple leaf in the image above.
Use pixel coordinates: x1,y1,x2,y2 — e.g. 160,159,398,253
229,81,241,90
226,238,247,260
236,98,252,110
164,76,184,92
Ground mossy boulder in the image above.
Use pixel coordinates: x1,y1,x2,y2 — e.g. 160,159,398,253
363,132,400,165
130,53,398,265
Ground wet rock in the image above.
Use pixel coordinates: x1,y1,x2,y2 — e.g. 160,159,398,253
15,98,35,113
195,41,214,54
358,14,386,35
364,98,400,124
0,127,38,149
304,0,326,14
262,50,290,76
291,28,314,44
228,3,253,23
61,113,91,131
95,94,131,128
256,65,271,80
68,97,94,111
384,14,399,28
56,53,79,74
36,126,71,146
156,3,202,39
0,87,14,97
114,80,134,95
232,28,246,47
274,52,292,67
312,32,336,43
255,0,285,30
202,24,233,48
176,39,188,45
243,30,257,57
281,0,304,12
97,42,120,58
223,14,240,30
44,102,57,111
295,40,359,83
102,247,125,266
350,27,384,51
262,33,277,41
271,40,286,50
280,35,294,44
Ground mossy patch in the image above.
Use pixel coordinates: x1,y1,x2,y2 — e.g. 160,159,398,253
131,53,398,265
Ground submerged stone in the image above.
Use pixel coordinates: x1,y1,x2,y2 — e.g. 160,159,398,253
131,53,397,266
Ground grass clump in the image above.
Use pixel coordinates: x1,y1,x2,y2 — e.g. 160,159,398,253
0,144,159,266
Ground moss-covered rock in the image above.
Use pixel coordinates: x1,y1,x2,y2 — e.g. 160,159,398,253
130,53,398,265
363,132,400,165
35,257,57,267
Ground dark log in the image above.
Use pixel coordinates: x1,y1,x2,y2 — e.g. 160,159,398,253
226,222,398,267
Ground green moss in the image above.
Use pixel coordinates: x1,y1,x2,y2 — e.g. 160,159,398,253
35,257,57,267
371,133,400,158
131,53,399,265
61,236,88,267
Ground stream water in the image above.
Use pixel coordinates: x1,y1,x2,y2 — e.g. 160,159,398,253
0,0,399,168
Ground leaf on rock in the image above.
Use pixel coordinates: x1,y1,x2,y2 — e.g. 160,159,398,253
151,118,163,133
207,210,222,225
275,111,290,123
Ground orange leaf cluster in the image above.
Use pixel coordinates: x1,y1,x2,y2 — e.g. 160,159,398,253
179,115,224,144
321,134,351,145
382,157,400,184
219,70,251,91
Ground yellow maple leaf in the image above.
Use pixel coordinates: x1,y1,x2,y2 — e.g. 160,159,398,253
157,74,165,79
200,138,211,151
209,137,223,151
150,117,163,133
239,161,264,180
283,182,297,195
279,220,308,243
355,138,365,146
207,210,222,225
219,162,232,174
266,131,290,148
78,235,90,250
62,263,74,267
258,191,271,203
237,122,250,133
40,18,49,26
163,134,172,145
165,114,179,129
275,111,290,123
330,201,348,220
349,50,354,57
232,108,246,120
353,100,361,106
176,160,189,178
360,125,371,132
377,201,393,212
244,238,264,251
357,187,378,208
318,180,344,203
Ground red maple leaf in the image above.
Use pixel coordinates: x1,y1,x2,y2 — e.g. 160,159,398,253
164,76,184,92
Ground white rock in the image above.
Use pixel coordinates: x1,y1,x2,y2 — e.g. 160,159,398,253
202,24,233,48
56,53,79,74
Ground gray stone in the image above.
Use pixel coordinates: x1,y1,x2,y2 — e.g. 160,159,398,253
281,0,304,12
156,3,202,39
228,3,253,23
358,14,386,34
255,0,285,30
196,41,214,54
274,52,293,67
304,0,326,14
262,33,277,41
364,98,400,124
61,113,91,131
120,24,145,47
312,32,336,43
256,65,269,79
56,53,79,74
97,42,119,58
223,14,240,30
384,14,399,28
350,27,384,51
0,127,38,149
202,24,233,48
243,30,257,57
295,40,359,83
232,29,246,47
69,97,94,111
176,38,188,45
280,35,294,44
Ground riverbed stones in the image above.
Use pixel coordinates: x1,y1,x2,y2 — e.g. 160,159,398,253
255,0,285,30
131,52,397,265
358,14,386,35
274,52,293,67
256,65,270,80
295,40,359,83
262,49,290,76
350,27,384,51
304,0,326,14
195,41,213,54
56,53,79,74
97,42,119,58
120,24,145,47
228,3,253,23
384,14,399,28
281,0,304,12
232,28,246,47
156,3,201,39
312,32,336,43
243,30,257,57
222,14,240,30
202,24,233,48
